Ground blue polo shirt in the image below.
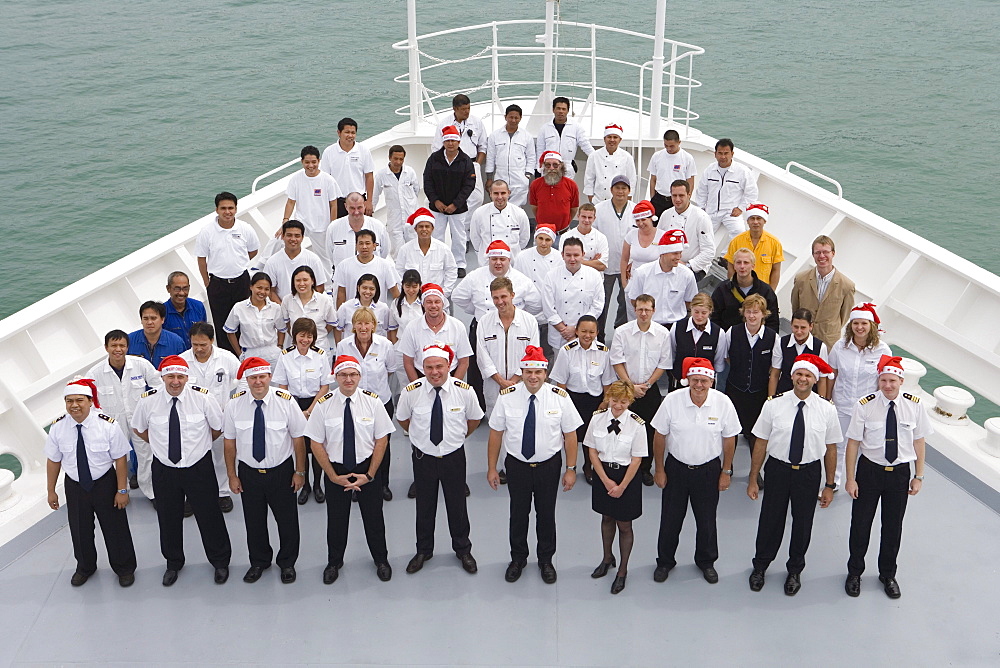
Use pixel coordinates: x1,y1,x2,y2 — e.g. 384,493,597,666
127,329,186,369
164,298,207,349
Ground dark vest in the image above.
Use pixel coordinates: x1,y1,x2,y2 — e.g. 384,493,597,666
672,316,721,379
775,334,824,395
727,326,776,393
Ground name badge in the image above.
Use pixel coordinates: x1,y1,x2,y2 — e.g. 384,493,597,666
546,410,560,415
484,334,498,341
360,417,373,423
590,361,600,366
449,407,462,412
333,240,347,246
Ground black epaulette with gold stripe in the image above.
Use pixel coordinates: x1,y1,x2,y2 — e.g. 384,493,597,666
191,385,209,394
454,380,471,390
858,393,877,405
317,392,335,404
630,413,645,425
363,389,380,400
231,390,247,400
563,341,579,351
50,414,67,425
768,393,783,400
311,345,325,354
275,390,293,400
500,386,517,395
283,345,296,354
97,413,116,424
593,407,608,414
551,386,568,398
596,342,609,352
902,392,920,403
405,381,423,392
141,388,158,398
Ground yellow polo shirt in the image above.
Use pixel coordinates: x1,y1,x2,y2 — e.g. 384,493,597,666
724,231,784,284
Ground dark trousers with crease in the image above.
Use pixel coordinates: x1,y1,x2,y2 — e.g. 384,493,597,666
238,458,299,569
752,458,820,574
65,469,137,576
413,446,472,556
656,455,721,570
152,452,232,570
206,271,250,355
324,456,387,565
505,453,561,564
848,456,910,578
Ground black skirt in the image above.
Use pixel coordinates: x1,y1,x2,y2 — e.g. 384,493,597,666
591,460,642,521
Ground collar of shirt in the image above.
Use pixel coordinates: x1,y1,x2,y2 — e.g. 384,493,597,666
686,318,712,335
744,325,762,346
786,334,815,350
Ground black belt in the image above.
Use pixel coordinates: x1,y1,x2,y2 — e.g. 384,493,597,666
240,459,289,474
669,454,718,470
602,461,623,470
210,272,248,284
412,445,448,460
861,455,906,472
770,458,819,470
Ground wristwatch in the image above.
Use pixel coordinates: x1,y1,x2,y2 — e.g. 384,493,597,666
914,475,925,481
566,466,577,472
117,489,128,495
722,469,734,476
364,472,374,482
294,471,306,477
824,482,837,490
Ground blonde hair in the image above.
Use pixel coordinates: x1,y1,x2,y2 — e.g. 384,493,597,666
690,292,713,312
842,318,881,351
603,380,636,404
352,306,378,327
740,293,770,319
732,247,756,265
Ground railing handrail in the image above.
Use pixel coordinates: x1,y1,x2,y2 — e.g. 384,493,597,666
786,161,844,199
251,157,301,194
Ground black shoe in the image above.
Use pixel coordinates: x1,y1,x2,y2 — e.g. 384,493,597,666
323,563,340,585
465,483,471,497
407,482,417,499
458,553,478,574
128,474,139,490
70,571,91,587
784,572,801,596
183,501,194,518
406,553,432,574
162,569,179,587
539,563,557,584
280,567,296,584
641,471,655,487
756,472,765,490
382,486,392,501
584,470,593,485
653,565,671,583
702,566,719,584
218,496,234,513
313,484,326,504
498,470,507,485
611,574,627,595
845,574,862,597
214,567,229,585
879,575,901,599
375,562,392,582
297,487,310,505
591,556,617,579
505,560,526,583
243,565,269,583
749,569,765,591
118,572,135,588
457,267,467,278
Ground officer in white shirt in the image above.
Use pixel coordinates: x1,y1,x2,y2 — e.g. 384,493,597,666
487,346,583,584
746,354,842,596
262,220,330,303
692,138,759,248
397,345,484,575
46,379,136,587
844,355,930,600
647,129,697,219
535,96,595,180
593,177,635,333
320,118,376,217
485,104,535,207
584,123,637,203
476,276,540,418
470,180,531,263
325,192,391,269
280,146,343,267
372,144,421,257
625,229,699,327
131,355,232,587
398,283,474,381
394,208,459,298
658,180,715,281
305,355,395,584
223,358,307,584
650,359,740,585
541,238,605,351
559,203,609,273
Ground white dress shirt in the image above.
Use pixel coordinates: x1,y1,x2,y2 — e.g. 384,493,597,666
336,334,397,401
476,307,540,380
625,261,698,325
396,376,485,456
223,387,307,468
827,340,893,412
846,391,932,466
304,389,395,465
752,391,843,464
692,162,759,220
272,345,330,398
86,356,162,440
584,147,637,203
263,248,330,299
593,200,635,276
451,266,543,320
489,382,584,463
669,319,729,370
333,254,400,299
279,291,336,334
610,320,673,384
535,120,594,179
395,238,458,296
285,169,343,238
541,264,605,327
132,385,225,468
657,204,715,274
45,410,131,483
387,297,423,335
194,218,261,279
325,216,390,267
180,347,241,408
319,141,375,196
469,203,530,258
485,127,535,205
771,334,829,370
549,339,616,396
651,387,742,466
224,299,285,347
584,409,649,466
396,315,473,373
647,147,697,196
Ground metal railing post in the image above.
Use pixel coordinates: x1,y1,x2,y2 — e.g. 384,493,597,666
666,42,677,127
407,0,422,131
649,0,667,138
543,0,556,97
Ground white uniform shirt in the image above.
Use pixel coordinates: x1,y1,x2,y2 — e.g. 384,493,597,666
431,114,488,159
657,204,716,274
692,162,759,220
513,248,562,324
285,169,343,237
194,218,261,279
771,334,830,370
469,204,530,258
593,199,635,276
45,411,131,483
827,340,893,411
180,347,241,408
132,386,224,468
583,147,637,203
325,216,390,267
224,299,285,348
262,247,330,300
476,307,540,380
489,383,584,463
559,226,609,266
584,409,649,466
451,266,543,320
625,261,698,325
86,356,162,440
223,388,307,468
846,391,932,466
485,127,535,205
280,291,336,334
319,141,375,196
610,320,673,384
336,334,397,401
395,238,459,297
333,255,400,298
371,164,421,230
387,297,423,336
541,264,605,327
334,299,392,338
397,315,473,373
272,345,330,398
647,148,697,196
752,391,843,464
304,389,395,464
396,376,485,457
670,318,729,370
651,387,742,466
549,340,616,396
535,120,594,179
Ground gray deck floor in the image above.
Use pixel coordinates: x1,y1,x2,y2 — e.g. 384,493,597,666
2,425,999,667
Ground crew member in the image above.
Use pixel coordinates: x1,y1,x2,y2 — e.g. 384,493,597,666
371,145,421,257
625,229,698,328
163,271,207,349
395,208,458,298
540,238,605,352
658,180,714,282
485,104,535,207
584,123,636,203
790,235,857,350
280,145,342,268
534,96,594,180
424,125,477,275
127,301,186,368
320,118,375,217
724,203,784,290
470,180,530,262
692,138,758,248
646,129,697,219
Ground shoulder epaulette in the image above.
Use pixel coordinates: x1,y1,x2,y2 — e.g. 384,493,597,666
50,414,67,426
310,345,325,354
191,385,210,394
902,392,920,404
500,385,517,395
768,392,784,400
282,345,295,354
563,340,579,351
275,390,293,400
630,413,645,425
593,407,609,414
141,388,158,398
551,386,569,398
317,392,335,404
405,381,423,392
231,390,247,400
454,379,471,390
97,413,116,424
596,342,609,352
858,393,877,405
363,389,380,400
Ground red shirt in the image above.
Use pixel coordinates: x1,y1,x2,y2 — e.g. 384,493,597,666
529,177,580,233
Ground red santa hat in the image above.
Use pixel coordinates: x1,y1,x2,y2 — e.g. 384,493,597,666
237,357,271,380
744,203,769,222
679,358,715,386
64,378,100,408
333,355,362,375
421,343,455,365
158,355,189,376
877,355,905,378
849,302,880,324
539,150,563,166
657,228,688,254
406,207,436,227
485,239,512,259
534,224,558,241
790,353,835,380
441,125,461,142
519,345,548,370
421,283,446,301
604,123,624,138
632,200,657,222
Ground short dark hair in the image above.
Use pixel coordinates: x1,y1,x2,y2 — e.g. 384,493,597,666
355,229,377,244
663,130,680,141
291,317,318,341
552,96,570,109
388,144,406,157
104,329,128,346
300,145,320,160
139,300,166,319
282,219,305,235
790,308,815,324
357,273,381,303
562,237,585,252
250,271,272,286
505,104,523,116
215,192,237,207
715,138,735,151
670,179,691,193
290,265,316,294
188,321,215,340
576,314,599,329
452,94,471,108
338,118,358,132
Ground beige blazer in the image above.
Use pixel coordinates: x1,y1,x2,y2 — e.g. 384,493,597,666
790,267,856,350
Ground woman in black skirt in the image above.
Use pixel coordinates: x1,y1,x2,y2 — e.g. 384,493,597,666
584,380,647,594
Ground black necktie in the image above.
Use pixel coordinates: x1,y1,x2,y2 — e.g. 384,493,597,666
253,399,266,462
430,387,444,446
608,418,621,435
789,400,806,465
885,400,898,464
522,395,536,459
343,397,356,471
76,424,94,492
168,397,182,464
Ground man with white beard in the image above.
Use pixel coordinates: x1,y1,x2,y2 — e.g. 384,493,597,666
529,151,580,236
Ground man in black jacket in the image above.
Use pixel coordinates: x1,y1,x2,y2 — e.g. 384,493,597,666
710,248,779,332
425,125,477,276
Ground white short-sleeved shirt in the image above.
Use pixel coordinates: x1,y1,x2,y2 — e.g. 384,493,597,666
223,387,307,468
771,334,830,370
559,226,610,265
827,340,894,412
610,320,673,384
334,299,392,338
45,411,131,483
584,408,648,466
489,382,584,463
180,347,241,408
263,248,330,300
272,345,330,399
647,148,697,195
336,334,397,401
280,291,337,334
334,255,400,298
320,141,375,196
131,386,225,468
651,387,742,466
593,200,635,276
224,299,285,348
396,315,473,373
396,376,485,456
86,356,162,439
548,340,616,396
285,169,343,237
625,261,699,325
846,391,932,466
194,218,261,279
395,239,458,297
751,391,843,464
387,297,423,336
325,216,390,267
304,389,394,465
